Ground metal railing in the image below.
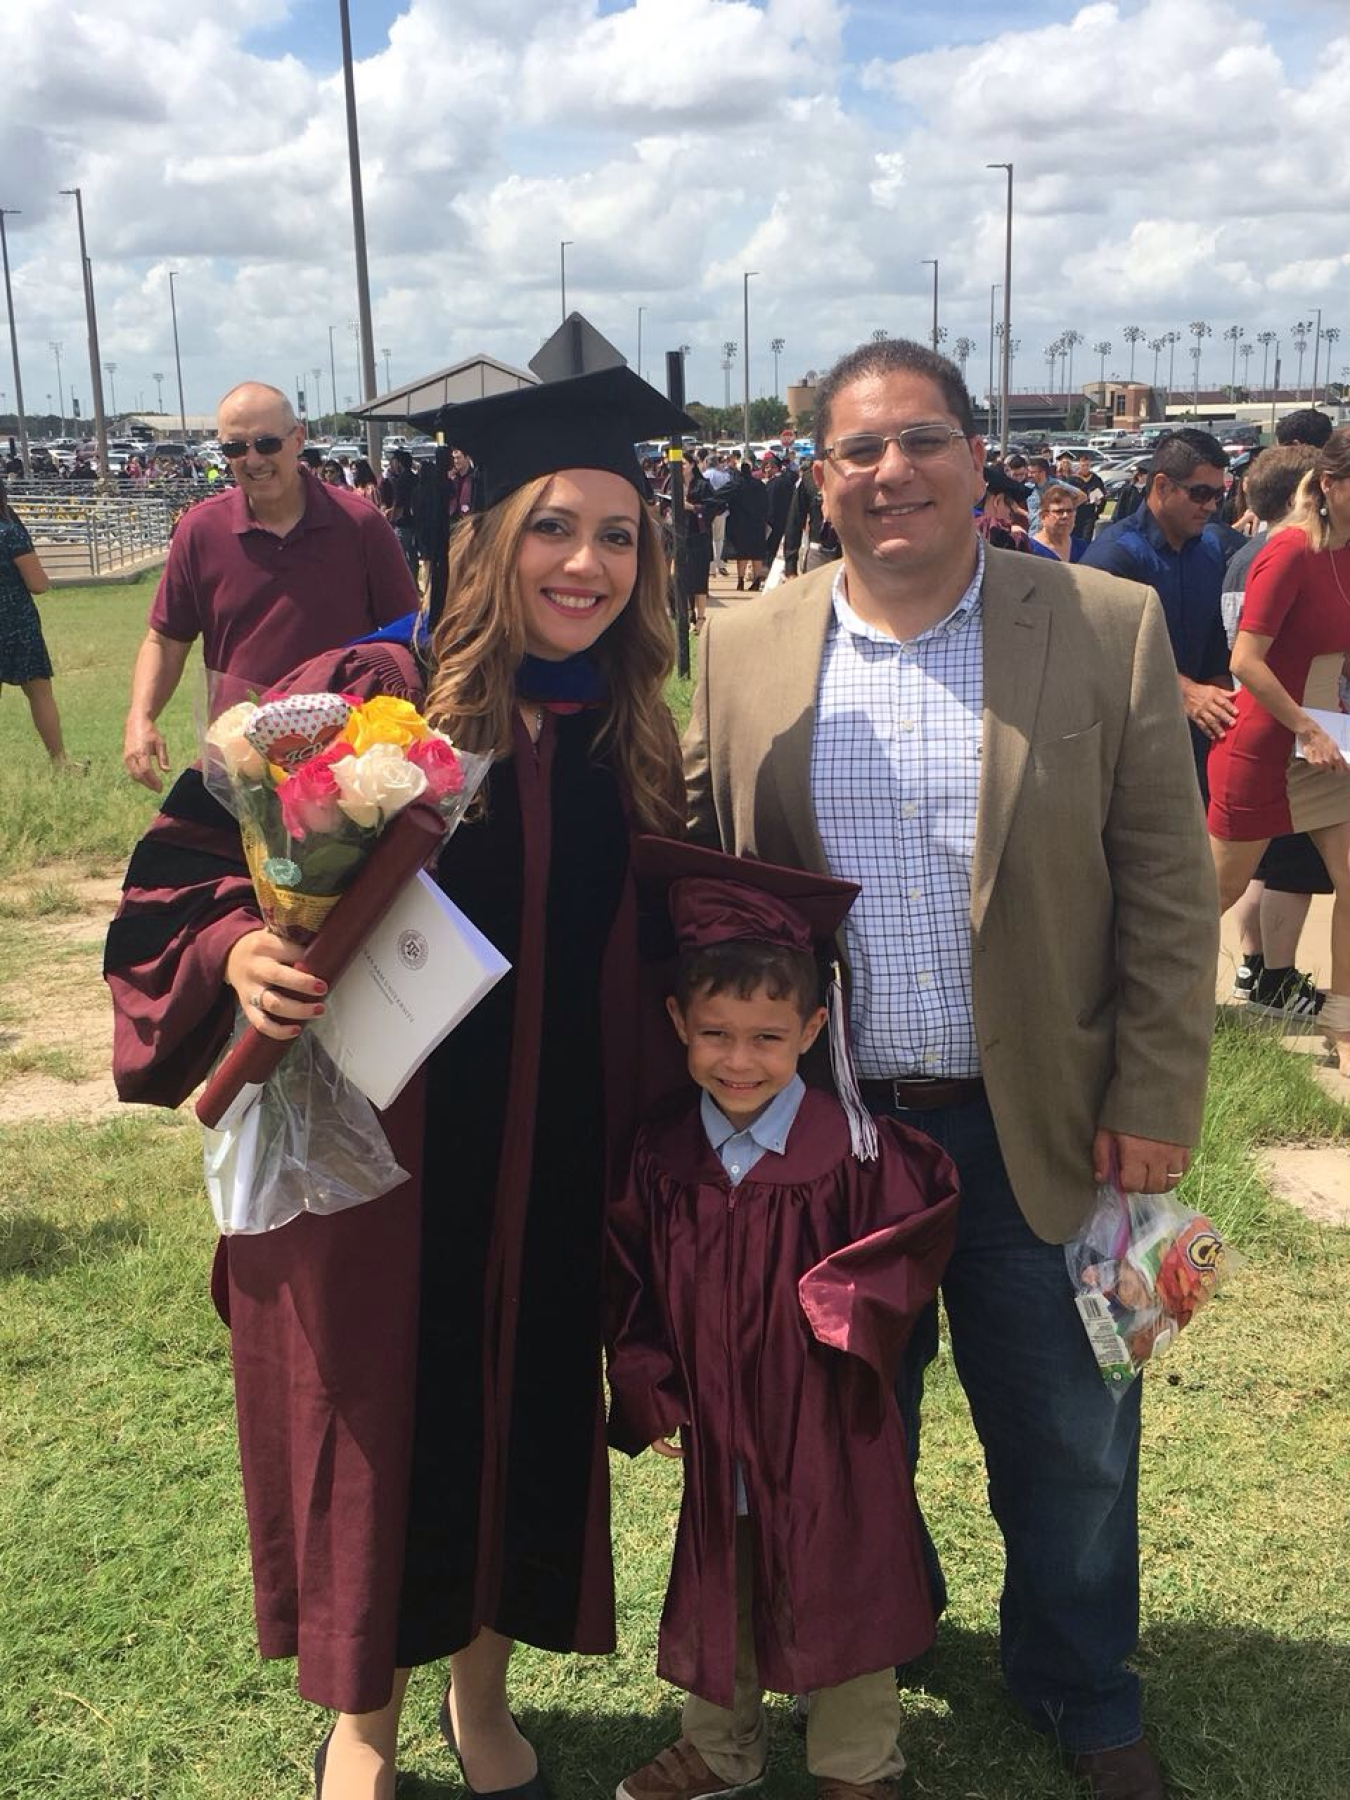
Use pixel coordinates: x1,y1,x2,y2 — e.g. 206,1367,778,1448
10,491,179,578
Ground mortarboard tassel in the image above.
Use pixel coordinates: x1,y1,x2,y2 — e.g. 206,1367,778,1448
827,959,878,1163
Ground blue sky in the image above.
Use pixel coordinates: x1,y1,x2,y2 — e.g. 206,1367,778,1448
5,0,1347,426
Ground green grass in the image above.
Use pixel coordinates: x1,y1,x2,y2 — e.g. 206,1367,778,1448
0,1045,89,1084
0,580,195,867
1,592,1347,1797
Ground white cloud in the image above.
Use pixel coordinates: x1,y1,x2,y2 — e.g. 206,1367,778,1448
3,0,1347,423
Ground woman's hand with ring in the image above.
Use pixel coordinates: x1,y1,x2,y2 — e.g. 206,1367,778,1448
224,929,328,1042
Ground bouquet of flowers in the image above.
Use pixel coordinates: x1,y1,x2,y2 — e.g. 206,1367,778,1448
1065,1180,1238,1396
197,688,492,1235
205,691,487,944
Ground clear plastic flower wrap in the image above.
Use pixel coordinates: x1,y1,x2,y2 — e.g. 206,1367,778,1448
202,1025,407,1235
1065,1181,1238,1397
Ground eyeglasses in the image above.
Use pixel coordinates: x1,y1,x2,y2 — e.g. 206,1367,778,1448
1042,506,1077,518
219,434,290,459
1166,479,1225,505
824,425,966,469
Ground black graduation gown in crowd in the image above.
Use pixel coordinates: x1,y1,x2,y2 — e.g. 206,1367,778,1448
104,640,658,1711
721,472,771,561
606,1089,960,1709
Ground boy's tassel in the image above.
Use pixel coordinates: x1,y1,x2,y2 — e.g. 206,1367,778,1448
828,960,878,1163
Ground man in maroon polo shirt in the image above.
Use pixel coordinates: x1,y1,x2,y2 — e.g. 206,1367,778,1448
122,381,417,791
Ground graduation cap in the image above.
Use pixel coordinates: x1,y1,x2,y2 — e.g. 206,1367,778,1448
430,365,698,509
631,836,879,1162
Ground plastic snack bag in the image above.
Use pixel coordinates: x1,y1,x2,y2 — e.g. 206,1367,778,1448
1065,1182,1237,1396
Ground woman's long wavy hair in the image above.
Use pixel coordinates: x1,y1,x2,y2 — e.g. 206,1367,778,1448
1288,425,1350,552
422,473,683,834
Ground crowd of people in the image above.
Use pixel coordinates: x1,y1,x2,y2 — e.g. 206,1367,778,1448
87,341,1350,1800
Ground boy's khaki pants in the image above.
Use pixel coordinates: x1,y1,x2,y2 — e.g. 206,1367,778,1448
681,1522,906,1786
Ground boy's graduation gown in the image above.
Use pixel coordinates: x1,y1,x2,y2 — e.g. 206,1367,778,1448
606,839,961,1709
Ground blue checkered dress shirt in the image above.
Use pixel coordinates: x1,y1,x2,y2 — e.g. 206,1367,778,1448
809,542,985,1079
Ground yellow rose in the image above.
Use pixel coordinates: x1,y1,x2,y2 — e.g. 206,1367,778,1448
344,696,430,756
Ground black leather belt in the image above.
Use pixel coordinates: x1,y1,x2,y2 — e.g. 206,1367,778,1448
860,1076,985,1111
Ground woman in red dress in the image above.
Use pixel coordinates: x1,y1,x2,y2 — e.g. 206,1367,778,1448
1208,427,1350,1071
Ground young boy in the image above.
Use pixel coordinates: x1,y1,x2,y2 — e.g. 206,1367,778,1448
607,840,960,1800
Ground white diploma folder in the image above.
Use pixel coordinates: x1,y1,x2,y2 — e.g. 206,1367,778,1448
1292,707,1350,763
312,869,511,1109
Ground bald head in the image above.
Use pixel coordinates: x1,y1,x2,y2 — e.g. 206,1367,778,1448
217,382,297,433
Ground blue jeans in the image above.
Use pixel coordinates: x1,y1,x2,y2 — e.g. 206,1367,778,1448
888,1093,1143,1755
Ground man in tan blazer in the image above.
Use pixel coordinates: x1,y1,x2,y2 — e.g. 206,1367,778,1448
684,340,1217,1800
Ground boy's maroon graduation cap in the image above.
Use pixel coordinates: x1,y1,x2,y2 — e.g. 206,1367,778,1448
631,835,879,1162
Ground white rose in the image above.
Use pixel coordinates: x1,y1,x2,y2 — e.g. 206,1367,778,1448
206,701,266,779
331,742,428,828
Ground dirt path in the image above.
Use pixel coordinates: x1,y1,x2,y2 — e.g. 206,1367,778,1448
0,867,138,1125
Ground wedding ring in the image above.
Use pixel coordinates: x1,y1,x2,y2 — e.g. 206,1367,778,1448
1165,1170,1184,1180
251,989,266,1013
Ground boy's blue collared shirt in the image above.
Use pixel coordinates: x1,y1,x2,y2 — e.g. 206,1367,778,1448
700,1074,807,1185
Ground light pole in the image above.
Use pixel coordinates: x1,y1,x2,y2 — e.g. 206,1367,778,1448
1238,341,1253,394
59,187,109,476
1149,336,1164,390
1291,320,1311,399
1223,324,1244,396
0,208,31,474
953,336,974,385
338,0,381,466
52,342,65,437
382,347,392,391
1060,329,1083,423
770,336,785,396
1322,328,1341,405
168,270,187,440
104,361,118,416
1164,329,1181,407
560,240,573,323
1093,339,1112,389
312,367,324,435
1121,324,1144,383
328,323,339,433
1256,331,1277,399
1189,319,1211,412
987,161,1013,453
988,283,1000,438
152,369,164,415
1306,306,1326,403
636,305,646,381
922,258,939,352
722,340,737,412
742,272,757,451
349,320,360,421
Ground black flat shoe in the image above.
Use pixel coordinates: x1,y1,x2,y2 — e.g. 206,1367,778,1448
438,1690,554,1800
314,1726,334,1800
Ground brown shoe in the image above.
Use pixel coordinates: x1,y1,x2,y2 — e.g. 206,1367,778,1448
1068,1738,1170,1800
816,1782,901,1800
616,1738,764,1800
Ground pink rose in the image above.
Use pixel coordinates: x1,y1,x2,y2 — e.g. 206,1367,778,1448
405,734,466,801
277,751,345,838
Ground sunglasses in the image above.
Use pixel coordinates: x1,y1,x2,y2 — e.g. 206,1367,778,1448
219,434,290,458
1168,479,1225,505
824,425,966,469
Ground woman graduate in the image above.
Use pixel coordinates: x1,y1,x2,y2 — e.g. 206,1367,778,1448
105,366,694,1800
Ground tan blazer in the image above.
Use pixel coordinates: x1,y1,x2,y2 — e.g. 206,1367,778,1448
685,547,1219,1243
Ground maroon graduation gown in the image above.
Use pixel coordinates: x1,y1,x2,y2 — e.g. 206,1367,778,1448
105,642,660,1711
606,1088,959,1710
